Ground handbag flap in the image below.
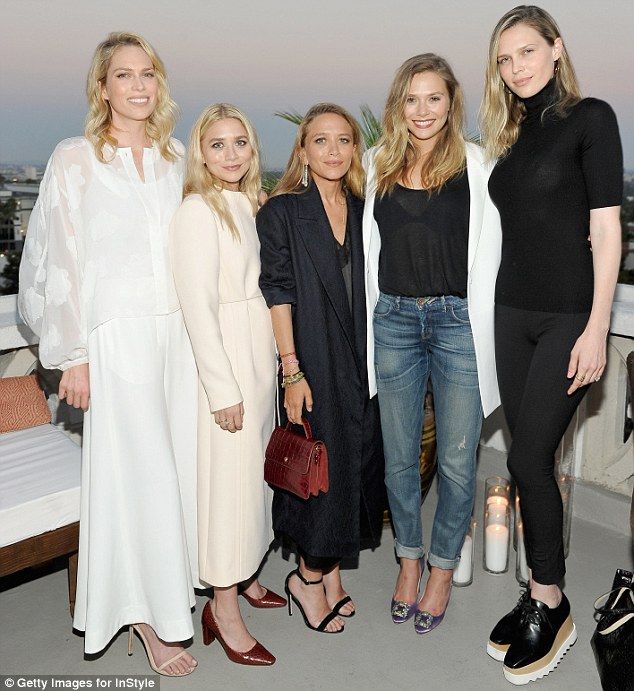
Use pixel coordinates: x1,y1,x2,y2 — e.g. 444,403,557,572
265,426,317,475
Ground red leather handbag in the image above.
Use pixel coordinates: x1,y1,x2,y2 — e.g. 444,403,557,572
264,418,329,500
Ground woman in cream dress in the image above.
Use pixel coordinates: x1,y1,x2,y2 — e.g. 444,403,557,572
18,33,199,676
171,104,281,667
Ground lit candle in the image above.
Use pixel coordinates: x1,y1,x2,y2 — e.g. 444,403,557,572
453,535,473,585
487,495,509,507
485,524,509,572
487,504,507,526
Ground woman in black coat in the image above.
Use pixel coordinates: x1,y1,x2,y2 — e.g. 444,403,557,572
256,103,385,634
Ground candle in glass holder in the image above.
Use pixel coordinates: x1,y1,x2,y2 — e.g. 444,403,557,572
453,518,476,587
484,478,511,524
485,524,509,573
483,477,511,573
487,500,508,526
485,477,511,504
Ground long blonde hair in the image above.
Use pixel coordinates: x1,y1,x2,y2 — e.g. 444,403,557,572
85,31,179,163
273,103,365,199
480,5,582,161
375,54,466,197
183,103,261,241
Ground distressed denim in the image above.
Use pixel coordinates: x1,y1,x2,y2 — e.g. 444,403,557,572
374,293,483,569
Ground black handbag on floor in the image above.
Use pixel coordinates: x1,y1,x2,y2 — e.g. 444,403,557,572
591,569,634,691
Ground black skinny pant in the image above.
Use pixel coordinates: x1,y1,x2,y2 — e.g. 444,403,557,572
495,305,589,584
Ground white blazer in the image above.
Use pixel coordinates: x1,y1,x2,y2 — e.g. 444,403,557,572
362,142,502,417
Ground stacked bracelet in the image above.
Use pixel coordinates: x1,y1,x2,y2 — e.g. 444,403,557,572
282,370,305,388
280,350,300,376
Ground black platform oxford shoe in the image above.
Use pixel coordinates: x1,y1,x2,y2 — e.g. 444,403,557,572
503,593,577,685
487,587,531,662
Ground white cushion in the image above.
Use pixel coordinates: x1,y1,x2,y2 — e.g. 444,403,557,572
0,424,81,548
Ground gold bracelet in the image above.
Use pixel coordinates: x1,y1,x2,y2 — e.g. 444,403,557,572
282,370,305,388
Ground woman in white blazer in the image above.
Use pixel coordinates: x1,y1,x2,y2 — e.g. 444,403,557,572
171,104,285,667
363,54,502,634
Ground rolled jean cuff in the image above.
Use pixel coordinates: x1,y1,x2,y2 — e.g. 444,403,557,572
428,552,459,570
394,539,425,560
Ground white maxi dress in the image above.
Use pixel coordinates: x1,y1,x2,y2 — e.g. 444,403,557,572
18,137,200,654
170,192,276,587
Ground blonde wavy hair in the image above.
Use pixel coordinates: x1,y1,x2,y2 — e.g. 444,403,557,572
375,54,466,197
273,103,365,199
183,103,261,241
85,31,179,163
480,5,582,161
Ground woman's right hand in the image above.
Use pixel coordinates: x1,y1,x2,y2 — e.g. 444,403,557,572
284,378,313,424
59,363,90,411
213,402,244,433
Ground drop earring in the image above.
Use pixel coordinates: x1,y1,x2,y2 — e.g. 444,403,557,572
301,163,309,187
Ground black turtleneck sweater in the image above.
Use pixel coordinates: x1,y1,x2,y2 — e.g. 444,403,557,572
488,79,623,313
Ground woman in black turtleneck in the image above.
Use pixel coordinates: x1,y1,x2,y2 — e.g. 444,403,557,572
480,6,622,687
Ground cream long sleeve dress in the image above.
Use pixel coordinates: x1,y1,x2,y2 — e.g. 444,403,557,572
18,137,200,654
170,191,276,587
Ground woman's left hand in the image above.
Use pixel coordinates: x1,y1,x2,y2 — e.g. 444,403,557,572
566,326,608,394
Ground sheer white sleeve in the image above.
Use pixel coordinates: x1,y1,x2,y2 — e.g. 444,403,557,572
18,146,88,371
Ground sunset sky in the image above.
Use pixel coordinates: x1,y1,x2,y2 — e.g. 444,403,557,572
2,0,632,168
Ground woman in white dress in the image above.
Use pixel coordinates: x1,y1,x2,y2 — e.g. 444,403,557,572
170,104,280,667
18,32,199,676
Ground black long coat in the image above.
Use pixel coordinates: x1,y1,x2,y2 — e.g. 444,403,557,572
256,183,386,559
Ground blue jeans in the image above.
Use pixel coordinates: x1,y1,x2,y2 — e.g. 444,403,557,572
374,293,483,569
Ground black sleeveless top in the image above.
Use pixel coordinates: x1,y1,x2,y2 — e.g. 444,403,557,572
374,172,470,298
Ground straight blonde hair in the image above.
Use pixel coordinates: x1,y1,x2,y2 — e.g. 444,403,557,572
480,5,582,161
183,103,261,241
273,103,365,199
85,32,179,163
375,54,466,197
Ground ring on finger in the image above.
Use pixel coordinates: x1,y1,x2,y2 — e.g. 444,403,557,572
575,374,586,383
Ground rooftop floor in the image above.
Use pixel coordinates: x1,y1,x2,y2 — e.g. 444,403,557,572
1,452,632,691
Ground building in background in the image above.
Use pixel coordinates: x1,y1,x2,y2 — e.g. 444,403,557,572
23,165,38,181
0,180,39,291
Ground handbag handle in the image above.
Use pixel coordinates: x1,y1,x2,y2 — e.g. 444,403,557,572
594,587,634,615
285,417,313,439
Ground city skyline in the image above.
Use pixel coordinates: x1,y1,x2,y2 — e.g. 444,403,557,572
1,0,633,168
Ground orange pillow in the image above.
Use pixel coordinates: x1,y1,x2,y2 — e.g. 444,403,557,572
0,375,52,433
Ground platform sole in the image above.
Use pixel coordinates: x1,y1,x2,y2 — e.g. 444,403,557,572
487,640,509,662
503,618,577,685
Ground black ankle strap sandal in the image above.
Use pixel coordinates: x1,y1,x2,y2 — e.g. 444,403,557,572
295,569,323,586
283,568,344,634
